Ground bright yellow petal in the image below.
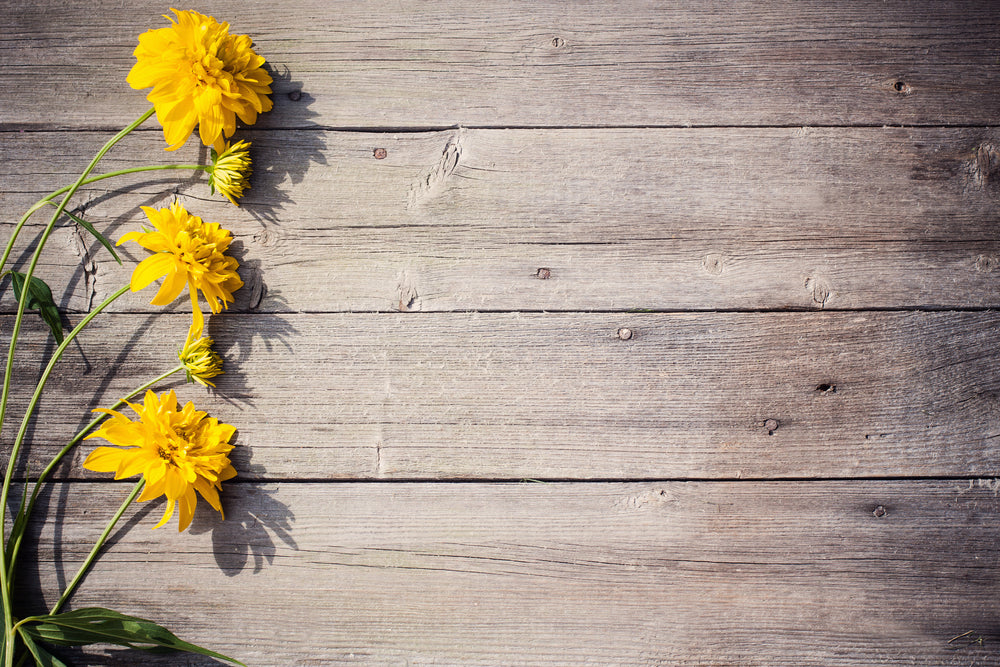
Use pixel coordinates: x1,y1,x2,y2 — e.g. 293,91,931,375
82,447,127,473
178,488,198,531
130,253,175,292
150,263,188,306
153,499,176,529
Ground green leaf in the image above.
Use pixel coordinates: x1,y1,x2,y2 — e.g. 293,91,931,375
17,627,68,667
60,209,122,265
21,608,244,666
9,272,63,343
4,472,31,566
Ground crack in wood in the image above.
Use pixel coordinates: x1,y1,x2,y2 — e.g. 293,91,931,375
407,130,464,208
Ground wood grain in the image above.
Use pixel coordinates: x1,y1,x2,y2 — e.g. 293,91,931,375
6,310,999,480
1,1,999,129
2,127,999,314
16,480,1000,666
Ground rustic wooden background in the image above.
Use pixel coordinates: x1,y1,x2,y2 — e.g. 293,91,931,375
3,1,1000,664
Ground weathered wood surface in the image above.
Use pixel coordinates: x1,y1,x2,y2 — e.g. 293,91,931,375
20,481,1000,666
7,310,1000,480
3,127,1000,313
2,1,999,128
3,1,1000,665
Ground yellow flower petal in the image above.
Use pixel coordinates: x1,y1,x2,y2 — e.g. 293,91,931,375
130,253,175,292
128,9,272,150
83,389,237,531
153,499,176,529
120,202,241,333
82,447,127,473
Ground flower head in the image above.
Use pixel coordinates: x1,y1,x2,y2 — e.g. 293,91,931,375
83,390,237,531
128,9,273,151
179,332,224,387
208,140,253,206
118,200,243,336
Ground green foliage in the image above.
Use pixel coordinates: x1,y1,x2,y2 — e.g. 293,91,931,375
19,608,244,666
8,272,63,344
57,209,121,265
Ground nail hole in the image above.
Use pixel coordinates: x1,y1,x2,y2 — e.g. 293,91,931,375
373,147,388,160
288,90,302,101
551,37,565,48
535,267,551,280
816,383,837,394
873,505,887,518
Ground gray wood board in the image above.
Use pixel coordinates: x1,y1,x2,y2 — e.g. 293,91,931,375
6,310,1000,480
17,480,1000,666
2,1,999,128
3,127,999,313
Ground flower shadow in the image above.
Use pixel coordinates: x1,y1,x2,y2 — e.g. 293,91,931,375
240,65,327,228
187,480,298,577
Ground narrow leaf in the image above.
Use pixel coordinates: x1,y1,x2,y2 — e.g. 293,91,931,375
24,608,244,666
18,627,69,667
4,472,31,566
10,272,63,343
60,209,121,265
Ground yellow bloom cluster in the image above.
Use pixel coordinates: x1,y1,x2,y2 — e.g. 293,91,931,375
128,9,273,151
118,200,243,336
84,390,237,531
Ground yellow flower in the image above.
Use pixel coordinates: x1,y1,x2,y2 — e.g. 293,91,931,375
83,390,237,531
119,200,243,336
127,9,273,151
179,332,224,387
208,140,253,206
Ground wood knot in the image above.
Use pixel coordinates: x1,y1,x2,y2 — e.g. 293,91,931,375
970,142,1000,189
701,253,725,275
804,276,831,308
253,229,277,247
244,267,266,310
975,254,999,273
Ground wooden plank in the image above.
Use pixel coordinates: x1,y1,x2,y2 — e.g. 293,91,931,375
1,1,999,128
2,127,999,313
16,480,1000,665
7,310,1000,480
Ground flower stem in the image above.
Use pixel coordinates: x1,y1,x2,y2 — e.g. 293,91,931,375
49,479,145,615
0,163,204,278
0,109,153,664
4,365,185,583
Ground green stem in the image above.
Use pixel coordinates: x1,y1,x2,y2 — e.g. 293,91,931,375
0,163,205,277
0,109,153,664
5,365,185,582
50,479,145,615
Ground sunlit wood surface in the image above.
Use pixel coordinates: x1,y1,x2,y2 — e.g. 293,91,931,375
2,1,1000,664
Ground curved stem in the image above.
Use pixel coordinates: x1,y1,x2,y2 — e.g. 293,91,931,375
0,110,153,657
0,163,204,277
0,279,136,667
50,479,144,615
5,365,185,582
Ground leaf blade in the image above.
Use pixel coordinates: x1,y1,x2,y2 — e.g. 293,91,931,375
9,272,63,343
59,209,121,265
24,608,245,666
18,626,69,667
